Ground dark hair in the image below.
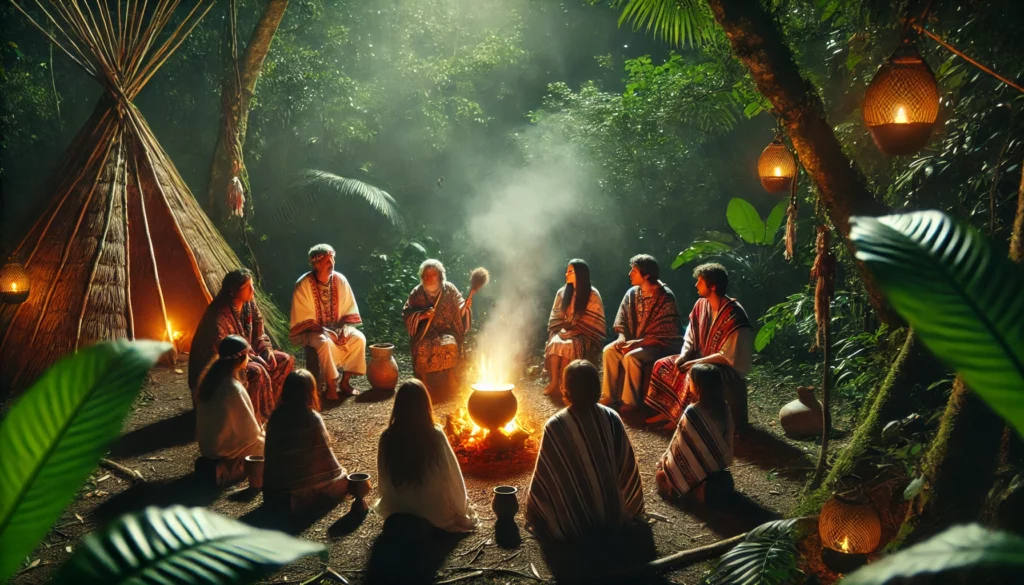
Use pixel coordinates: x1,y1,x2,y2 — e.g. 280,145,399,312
212,269,253,306
278,369,320,412
197,335,249,402
693,263,729,295
562,359,601,407
380,379,444,487
630,254,660,283
561,259,592,316
689,364,729,431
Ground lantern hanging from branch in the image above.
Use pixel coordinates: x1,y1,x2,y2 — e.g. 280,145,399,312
863,37,940,156
0,261,30,304
819,481,882,573
758,135,797,193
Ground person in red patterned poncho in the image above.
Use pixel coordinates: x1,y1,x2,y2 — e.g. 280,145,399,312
189,269,294,423
290,244,366,399
644,263,752,431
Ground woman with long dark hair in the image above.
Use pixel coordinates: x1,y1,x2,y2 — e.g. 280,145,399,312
264,369,349,512
196,335,265,486
543,259,606,396
373,379,478,532
655,363,734,499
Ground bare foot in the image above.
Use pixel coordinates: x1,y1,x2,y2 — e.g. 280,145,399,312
339,379,356,396
661,421,678,432
542,382,559,396
646,413,669,425
324,388,341,401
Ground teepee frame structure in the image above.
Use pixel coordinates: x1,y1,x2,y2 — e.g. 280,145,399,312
0,0,254,392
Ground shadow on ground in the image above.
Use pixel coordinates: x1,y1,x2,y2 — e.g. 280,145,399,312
538,521,669,585
735,426,814,480
92,472,218,522
362,513,466,585
108,411,195,458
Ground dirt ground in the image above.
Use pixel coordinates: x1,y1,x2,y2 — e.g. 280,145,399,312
10,353,839,585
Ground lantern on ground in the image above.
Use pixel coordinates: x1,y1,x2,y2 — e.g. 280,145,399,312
819,482,882,573
863,38,939,156
0,261,30,304
758,135,796,193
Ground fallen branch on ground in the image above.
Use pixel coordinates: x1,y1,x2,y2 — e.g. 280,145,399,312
99,458,144,482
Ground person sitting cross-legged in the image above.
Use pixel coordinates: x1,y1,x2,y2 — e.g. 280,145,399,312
373,379,479,532
290,243,367,399
526,360,645,542
655,364,735,501
263,369,349,514
402,259,472,390
195,335,265,487
644,262,752,430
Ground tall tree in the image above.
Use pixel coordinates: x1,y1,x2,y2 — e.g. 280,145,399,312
206,0,289,219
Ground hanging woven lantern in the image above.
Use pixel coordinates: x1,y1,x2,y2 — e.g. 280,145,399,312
0,261,30,304
758,135,796,193
819,483,882,573
863,38,940,156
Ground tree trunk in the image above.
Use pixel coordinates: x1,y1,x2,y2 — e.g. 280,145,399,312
206,0,289,218
1011,157,1024,263
706,0,897,325
893,377,1003,546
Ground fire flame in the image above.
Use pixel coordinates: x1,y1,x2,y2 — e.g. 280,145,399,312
166,321,184,342
839,536,850,553
11,283,17,292
894,106,909,124
774,166,782,177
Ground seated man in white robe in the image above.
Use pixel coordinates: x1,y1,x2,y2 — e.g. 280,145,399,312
289,244,367,399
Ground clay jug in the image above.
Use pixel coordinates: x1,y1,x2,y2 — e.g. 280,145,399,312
491,486,520,519
779,386,823,439
367,343,399,391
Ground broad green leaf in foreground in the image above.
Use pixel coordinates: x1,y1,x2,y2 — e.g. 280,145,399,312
706,518,803,585
764,198,788,245
53,506,327,585
849,211,1024,435
841,524,1024,585
0,340,170,582
672,240,735,269
727,198,767,245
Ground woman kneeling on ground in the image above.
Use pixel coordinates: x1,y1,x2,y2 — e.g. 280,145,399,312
264,369,349,513
196,335,265,486
373,379,478,532
655,363,734,500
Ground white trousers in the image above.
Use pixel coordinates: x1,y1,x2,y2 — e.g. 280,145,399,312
305,327,367,387
601,342,675,405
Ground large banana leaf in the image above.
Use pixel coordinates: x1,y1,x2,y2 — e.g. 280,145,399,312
0,340,170,581
764,199,788,245
706,518,803,585
53,506,326,585
849,211,1024,435
841,524,1024,585
727,198,767,245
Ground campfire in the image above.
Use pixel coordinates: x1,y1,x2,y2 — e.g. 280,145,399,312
444,356,536,460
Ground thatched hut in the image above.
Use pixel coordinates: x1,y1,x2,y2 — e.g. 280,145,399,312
0,0,265,393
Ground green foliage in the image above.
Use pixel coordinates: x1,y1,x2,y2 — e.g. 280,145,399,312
53,506,325,585
850,211,1024,435
293,170,405,230
840,524,1024,585
359,239,435,350
672,240,736,269
726,198,766,245
705,519,804,585
614,0,716,48
0,340,170,582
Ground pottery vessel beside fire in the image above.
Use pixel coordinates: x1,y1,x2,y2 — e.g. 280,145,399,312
367,343,400,391
467,383,517,431
491,486,519,519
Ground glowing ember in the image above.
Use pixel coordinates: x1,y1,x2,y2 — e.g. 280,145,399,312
894,106,909,124
839,536,850,553
444,354,535,457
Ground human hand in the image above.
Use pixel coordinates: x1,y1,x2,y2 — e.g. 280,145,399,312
620,339,640,353
464,296,473,310
612,335,627,351
422,307,435,321
251,354,269,369
261,350,276,370
674,356,688,370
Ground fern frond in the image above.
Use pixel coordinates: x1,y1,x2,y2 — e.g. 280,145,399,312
284,170,406,230
617,0,716,48
705,519,804,585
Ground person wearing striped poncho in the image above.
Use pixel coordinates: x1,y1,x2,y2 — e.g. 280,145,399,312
543,259,606,396
526,360,645,542
655,364,735,499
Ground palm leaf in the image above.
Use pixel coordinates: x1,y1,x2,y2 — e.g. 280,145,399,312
0,340,170,582
727,198,767,245
53,506,326,585
841,524,1024,585
849,211,1024,435
706,519,803,585
283,169,405,230
617,0,716,48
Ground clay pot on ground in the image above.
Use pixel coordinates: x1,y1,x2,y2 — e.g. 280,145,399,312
367,343,399,391
347,472,372,512
244,455,265,490
491,486,520,519
779,386,823,439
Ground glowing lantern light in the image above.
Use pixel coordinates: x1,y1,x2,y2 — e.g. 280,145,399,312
819,481,882,573
863,38,939,156
0,262,30,304
758,135,796,193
